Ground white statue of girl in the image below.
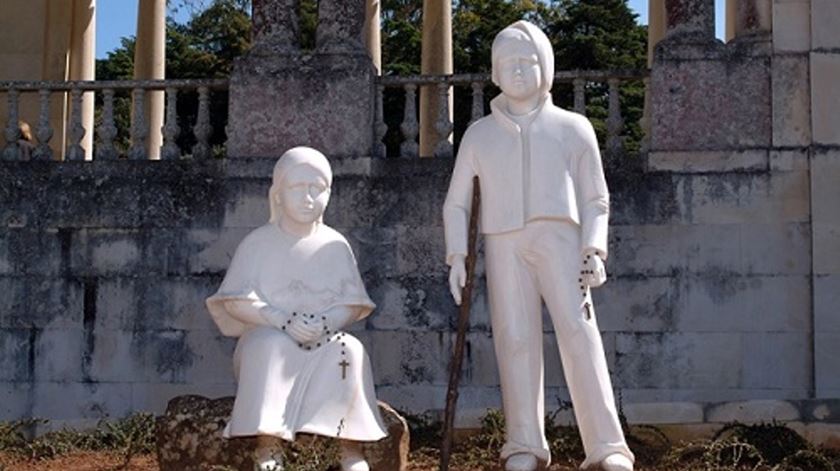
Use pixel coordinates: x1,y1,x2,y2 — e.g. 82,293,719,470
206,146,386,471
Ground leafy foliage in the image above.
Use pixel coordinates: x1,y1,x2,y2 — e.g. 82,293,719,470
96,0,251,157
379,0,648,156
0,413,156,467
96,0,648,158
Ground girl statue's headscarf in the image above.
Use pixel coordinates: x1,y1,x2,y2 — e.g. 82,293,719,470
268,146,333,223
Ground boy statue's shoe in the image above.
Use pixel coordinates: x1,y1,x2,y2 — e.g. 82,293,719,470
505,452,538,471
601,453,633,471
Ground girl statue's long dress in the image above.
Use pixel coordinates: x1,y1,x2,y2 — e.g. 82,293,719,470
205,147,386,470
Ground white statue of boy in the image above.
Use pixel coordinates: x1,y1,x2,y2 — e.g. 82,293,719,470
206,147,387,471
443,21,634,471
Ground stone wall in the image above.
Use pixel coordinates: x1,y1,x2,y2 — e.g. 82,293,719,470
1,0,839,436
1,149,837,432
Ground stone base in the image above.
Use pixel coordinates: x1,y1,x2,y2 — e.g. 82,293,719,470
155,395,409,471
226,51,375,159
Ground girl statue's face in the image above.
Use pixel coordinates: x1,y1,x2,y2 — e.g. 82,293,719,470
279,165,331,225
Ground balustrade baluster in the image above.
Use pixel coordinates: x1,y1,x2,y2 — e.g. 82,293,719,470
66,88,86,161
192,86,212,160
161,87,181,160
129,88,149,160
470,82,485,125
573,78,586,115
33,89,53,161
606,78,624,156
3,89,21,161
639,77,651,153
97,89,119,160
373,84,387,159
399,84,419,158
433,82,453,158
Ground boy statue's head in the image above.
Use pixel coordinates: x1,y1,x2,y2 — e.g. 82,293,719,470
491,20,555,103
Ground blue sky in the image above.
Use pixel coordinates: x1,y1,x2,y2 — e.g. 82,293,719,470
96,0,727,59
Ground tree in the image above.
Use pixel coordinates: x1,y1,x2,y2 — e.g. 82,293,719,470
379,0,646,156
96,0,251,156
539,0,648,156
97,0,647,157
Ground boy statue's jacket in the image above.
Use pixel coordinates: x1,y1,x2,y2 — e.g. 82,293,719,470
443,20,610,266
443,94,611,265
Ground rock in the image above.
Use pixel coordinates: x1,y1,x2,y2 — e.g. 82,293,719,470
155,395,410,471
363,401,410,471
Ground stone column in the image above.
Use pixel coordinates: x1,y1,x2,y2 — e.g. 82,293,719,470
641,0,667,150
664,0,716,40
726,0,772,40
651,0,771,154
317,0,366,53
251,0,299,53
227,0,375,158
811,0,840,399
648,0,668,66
68,0,96,160
364,0,382,73
419,0,453,158
133,0,165,159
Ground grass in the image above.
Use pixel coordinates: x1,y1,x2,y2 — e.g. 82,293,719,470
0,413,156,469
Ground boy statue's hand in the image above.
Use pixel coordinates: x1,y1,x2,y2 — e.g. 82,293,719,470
581,251,607,288
448,254,467,306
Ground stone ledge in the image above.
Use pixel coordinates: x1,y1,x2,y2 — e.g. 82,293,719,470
706,400,800,423
450,399,840,429
647,150,768,173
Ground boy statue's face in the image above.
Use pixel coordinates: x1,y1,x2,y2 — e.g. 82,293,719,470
495,37,542,103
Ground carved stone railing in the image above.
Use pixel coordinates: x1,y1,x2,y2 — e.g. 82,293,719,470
1,71,646,162
0,79,228,161
374,69,649,159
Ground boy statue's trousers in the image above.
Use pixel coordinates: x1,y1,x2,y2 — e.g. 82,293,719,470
485,219,634,468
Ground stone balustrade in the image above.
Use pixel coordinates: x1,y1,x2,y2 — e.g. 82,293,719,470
1,70,646,162
0,79,228,161
375,69,648,159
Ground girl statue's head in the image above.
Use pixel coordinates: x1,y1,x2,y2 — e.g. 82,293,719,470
268,146,333,225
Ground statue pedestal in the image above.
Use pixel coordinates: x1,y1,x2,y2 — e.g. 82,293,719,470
227,50,375,159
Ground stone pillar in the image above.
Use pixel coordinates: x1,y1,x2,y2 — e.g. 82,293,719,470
726,0,737,41
68,0,96,160
419,0,453,158
651,0,771,155
133,0,165,159
641,0,667,150
251,0,299,53
227,0,375,158
664,0,716,41
811,0,840,400
364,0,382,73
648,0,668,66
726,0,772,41
317,0,366,53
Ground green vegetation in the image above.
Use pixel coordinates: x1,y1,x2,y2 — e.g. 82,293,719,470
96,0,648,158
1,410,838,470
0,413,156,468
403,409,840,470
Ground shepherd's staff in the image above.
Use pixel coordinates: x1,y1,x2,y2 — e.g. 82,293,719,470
440,176,481,471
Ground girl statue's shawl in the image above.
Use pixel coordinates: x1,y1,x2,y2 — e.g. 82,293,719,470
206,223,375,337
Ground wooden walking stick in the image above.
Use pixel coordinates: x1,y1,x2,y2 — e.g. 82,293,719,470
440,176,481,471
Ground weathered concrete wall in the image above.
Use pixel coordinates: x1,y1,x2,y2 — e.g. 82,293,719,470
1,0,838,435
0,148,833,430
